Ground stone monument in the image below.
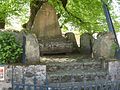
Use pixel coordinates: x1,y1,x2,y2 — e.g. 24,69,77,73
32,2,62,39
25,34,40,63
93,32,118,59
32,3,73,55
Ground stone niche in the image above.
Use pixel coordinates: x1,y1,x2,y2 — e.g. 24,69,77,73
32,3,73,55
93,32,118,59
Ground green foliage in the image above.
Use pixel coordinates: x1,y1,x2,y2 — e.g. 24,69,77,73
111,43,118,51
0,0,120,34
0,32,22,64
0,0,29,23
48,0,120,34
48,0,104,33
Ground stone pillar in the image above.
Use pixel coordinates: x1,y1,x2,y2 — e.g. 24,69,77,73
80,33,94,55
25,34,40,63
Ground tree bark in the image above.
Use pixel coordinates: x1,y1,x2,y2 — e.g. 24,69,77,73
0,19,5,29
25,0,47,30
60,0,68,8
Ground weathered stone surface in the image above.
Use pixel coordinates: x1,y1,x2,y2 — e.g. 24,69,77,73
93,32,118,59
12,32,25,43
31,3,74,55
26,34,40,63
32,2,62,39
80,33,94,54
65,32,78,51
109,61,120,81
5,65,46,88
39,37,73,55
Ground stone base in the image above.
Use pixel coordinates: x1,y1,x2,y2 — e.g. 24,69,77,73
47,61,108,83
39,37,73,55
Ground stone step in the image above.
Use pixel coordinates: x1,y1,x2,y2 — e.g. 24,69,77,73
48,80,108,89
47,69,108,83
46,61,104,73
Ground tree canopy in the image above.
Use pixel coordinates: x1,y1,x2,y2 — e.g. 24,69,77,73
0,0,29,28
0,0,29,19
0,0,120,34
48,0,118,34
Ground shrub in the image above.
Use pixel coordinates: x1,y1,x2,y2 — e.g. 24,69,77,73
0,32,22,64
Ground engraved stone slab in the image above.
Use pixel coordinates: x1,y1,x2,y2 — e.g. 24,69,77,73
32,2,62,39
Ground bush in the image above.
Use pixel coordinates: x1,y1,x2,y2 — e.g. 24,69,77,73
0,32,22,64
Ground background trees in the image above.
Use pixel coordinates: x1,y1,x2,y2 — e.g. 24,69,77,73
0,0,29,29
0,0,120,34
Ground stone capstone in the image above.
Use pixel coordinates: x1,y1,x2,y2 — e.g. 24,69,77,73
93,32,118,59
32,2,62,39
26,34,40,63
80,33,94,54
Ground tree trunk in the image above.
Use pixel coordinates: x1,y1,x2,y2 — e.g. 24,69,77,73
25,0,47,30
61,0,68,8
0,19,5,29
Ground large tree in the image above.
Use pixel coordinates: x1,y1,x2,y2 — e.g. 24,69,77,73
25,0,47,30
1,0,119,34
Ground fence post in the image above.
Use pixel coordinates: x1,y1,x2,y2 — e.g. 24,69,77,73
46,74,49,90
22,35,26,64
34,75,37,90
12,66,14,90
27,85,31,90
83,76,87,90
22,68,25,90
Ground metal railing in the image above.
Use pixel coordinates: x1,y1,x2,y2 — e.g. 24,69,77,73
12,79,120,90
11,65,120,90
